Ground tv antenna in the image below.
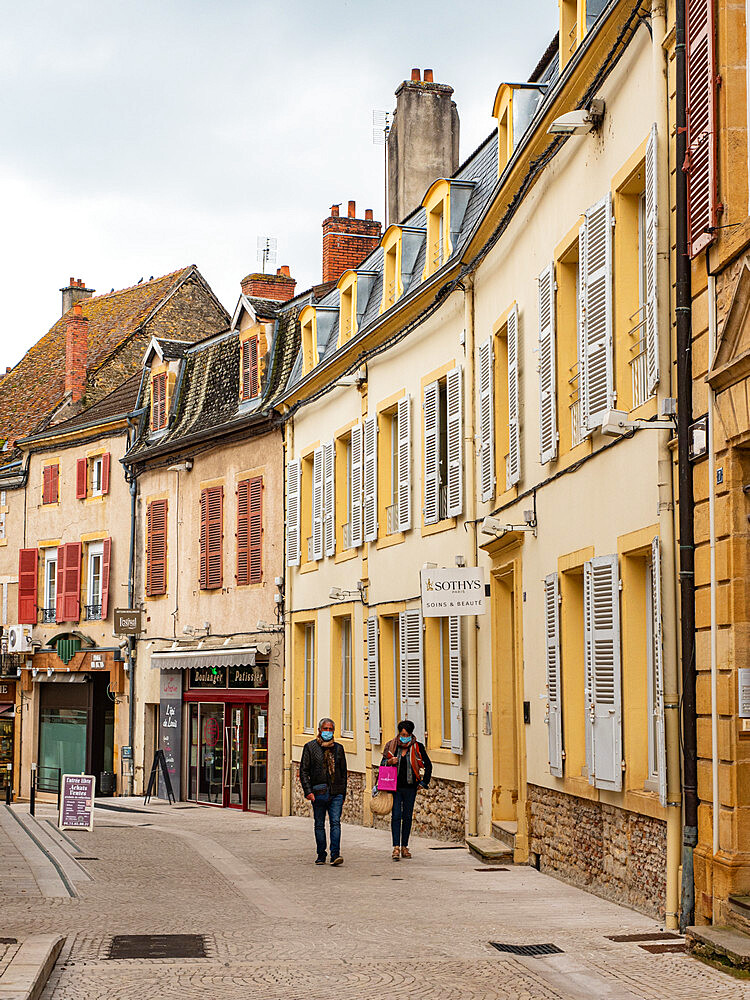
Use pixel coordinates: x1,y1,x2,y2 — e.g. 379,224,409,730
372,110,392,228
256,236,277,274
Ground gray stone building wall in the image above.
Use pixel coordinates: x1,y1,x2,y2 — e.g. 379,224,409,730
527,784,667,920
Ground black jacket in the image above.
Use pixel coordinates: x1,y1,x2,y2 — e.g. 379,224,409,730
299,739,348,798
382,739,433,788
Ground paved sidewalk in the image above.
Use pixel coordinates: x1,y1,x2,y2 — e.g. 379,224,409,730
0,799,748,999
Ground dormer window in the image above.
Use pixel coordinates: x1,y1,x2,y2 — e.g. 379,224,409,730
423,179,451,278
380,226,424,313
493,84,546,177
151,372,168,430
338,272,357,345
559,0,607,68
241,336,259,400
300,306,318,375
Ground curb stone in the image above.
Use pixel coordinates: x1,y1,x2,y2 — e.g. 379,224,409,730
0,935,65,1000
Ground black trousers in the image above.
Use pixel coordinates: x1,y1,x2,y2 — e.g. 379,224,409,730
391,786,418,847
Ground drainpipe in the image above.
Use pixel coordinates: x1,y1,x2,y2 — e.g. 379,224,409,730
652,0,681,932
281,420,293,816
707,273,719,875
127,474,137,796
675,0,698,931
463,276,479,838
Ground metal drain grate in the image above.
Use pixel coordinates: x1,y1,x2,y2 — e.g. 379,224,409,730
0,938,17,945
76,857,99,861
639,943,687,954
107,935,207,960
428,845,466,850
490,942,563,957
607,932,681,942
475,867,509,872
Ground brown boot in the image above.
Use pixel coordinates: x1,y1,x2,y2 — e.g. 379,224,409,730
392,847,400,861
400,846,412,859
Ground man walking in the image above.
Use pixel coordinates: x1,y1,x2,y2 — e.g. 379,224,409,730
299,718,348,866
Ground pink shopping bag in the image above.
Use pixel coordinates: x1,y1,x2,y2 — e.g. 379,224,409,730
377,765,398,791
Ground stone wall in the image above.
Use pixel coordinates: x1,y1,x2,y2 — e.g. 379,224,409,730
291,763,465,842
527,784,667,919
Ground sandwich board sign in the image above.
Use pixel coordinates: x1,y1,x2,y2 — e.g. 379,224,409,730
59,774,95,832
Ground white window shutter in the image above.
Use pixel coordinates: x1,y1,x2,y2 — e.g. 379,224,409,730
367,615,381,744
448,615,463,754
478,337,495,502
581,195,614,430
399,609,425,742
583,558,594,778
286,459,301,567
651,536,667,806
446,365,463,517
312,446,324,561
544,573,563,777
645,124,660,397
363,416,378,542
399,612,408,721
586,553,622,791
350,423,363,548
397,395,412,532
577,225,592,441
323,440,336,557
506,304,521,489
423,381,440,524
538,264,558,464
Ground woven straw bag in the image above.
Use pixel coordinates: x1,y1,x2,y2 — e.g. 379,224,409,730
369,790,393,816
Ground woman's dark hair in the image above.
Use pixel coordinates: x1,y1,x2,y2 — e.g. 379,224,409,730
397,719,415,735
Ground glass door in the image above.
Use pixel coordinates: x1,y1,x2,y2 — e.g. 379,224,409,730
197,703,224,804
223,704,245,809
248,701,268,812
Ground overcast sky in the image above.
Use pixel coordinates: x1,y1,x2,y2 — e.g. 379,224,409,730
0,0,555,370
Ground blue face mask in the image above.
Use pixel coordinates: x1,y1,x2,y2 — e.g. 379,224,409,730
399,735,411,745
320,731,334,741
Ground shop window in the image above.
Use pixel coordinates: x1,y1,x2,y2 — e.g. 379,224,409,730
42,464,59,505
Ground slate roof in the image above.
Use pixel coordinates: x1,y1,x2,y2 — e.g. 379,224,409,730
246,298,282,320
19,372,143,442
0,266,201,448
157,339,193,360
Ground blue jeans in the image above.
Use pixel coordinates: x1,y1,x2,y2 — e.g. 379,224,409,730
391,786,418,847
312,793,344,860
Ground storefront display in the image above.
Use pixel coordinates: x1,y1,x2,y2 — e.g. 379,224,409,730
0,681,14,794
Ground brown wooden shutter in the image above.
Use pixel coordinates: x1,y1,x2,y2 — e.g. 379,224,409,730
152,373,167,430
146,500,168,597
17,548,38,624
249,337,259,398
236,479,249,585
241,341,250,400
76,458,87,499
685,0,717,257
200,487,223,590
55,546,65,622
248,476,262,583
61,542,82,622
101,453,111,495
100,538,112,619
51,464,59,503
42,467,50,505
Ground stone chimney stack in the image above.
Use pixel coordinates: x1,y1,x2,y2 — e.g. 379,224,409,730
65,300,88,404
321,201,382,285
387,69,460,225
61,277,95,316
240,265,297,302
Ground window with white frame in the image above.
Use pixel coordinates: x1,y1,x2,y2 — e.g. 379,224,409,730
86,542,104,620
424,367,463,524
439,619,452,747
340,617,353,737
303,623,315,733
91,456,104,496
43,550,57,623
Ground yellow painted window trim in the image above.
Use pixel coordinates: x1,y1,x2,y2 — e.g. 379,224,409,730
375,533,404,550
428,747,461,766
380,225,404,312
292,613,318,740
421,517,456,538
337,270,358,346
617,523,659,557
422,179,452,279
557,545,595,574
334,548,358,565
300,561,318,575
492,84,514,176
300,305,318,375
80,530,109,543
199,477,225,490
329,603,357,747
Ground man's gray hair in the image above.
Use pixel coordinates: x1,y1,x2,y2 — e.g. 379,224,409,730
318,717,335,730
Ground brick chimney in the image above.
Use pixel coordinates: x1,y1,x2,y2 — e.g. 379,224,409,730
387,69,460,224
60,277,95,316
321,201,382,285
65,300,88,404
240,265,297,302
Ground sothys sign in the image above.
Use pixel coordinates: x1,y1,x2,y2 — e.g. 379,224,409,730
420,567,486,617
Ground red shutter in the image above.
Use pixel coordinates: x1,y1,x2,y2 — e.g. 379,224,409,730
249,337,259,398
18,548,38,624
64,542,82,622
100,538,112,619
248,476,263,583
237,480,249,585
76,458,87,499
55,546,65,622
51,464,59,504
42,467,50,505
241,341,250,401
685,0,717,257
152,373,167,430
200,487,223,590
101,453,111,495
146,500,168,597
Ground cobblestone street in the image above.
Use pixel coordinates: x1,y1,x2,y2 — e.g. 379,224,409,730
0,800,746,999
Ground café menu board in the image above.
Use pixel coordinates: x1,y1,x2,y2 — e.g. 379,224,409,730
59,774,95,831
189,663,268,689
159,670,183,802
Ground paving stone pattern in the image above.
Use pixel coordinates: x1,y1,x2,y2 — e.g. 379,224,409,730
1,802,749,999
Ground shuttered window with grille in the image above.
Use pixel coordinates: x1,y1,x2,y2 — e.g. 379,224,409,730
146,500,168,597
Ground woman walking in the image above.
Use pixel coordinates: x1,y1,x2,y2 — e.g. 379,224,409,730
382,720,432,860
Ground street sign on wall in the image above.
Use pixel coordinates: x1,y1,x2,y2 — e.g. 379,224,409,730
114,609,143,635
420,567,486,617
